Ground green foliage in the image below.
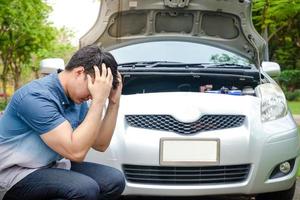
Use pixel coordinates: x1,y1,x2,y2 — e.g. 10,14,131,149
252,0,300,70
0,0,57,89
31,27,76,75
277,70,300,91
285,90,300,101
0,0,76,90
0,99,8,111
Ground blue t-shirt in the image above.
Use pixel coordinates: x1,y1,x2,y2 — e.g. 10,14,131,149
0,73,88,198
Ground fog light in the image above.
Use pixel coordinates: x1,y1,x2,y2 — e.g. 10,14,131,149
269,159,295,179
279,162,291,174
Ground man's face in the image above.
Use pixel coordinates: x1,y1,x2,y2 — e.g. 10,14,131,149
68,67,92,104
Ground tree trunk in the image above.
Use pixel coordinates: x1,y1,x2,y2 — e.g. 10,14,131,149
12,61,21,91
0,55,10,102
1,77,8,102
34,69,40,79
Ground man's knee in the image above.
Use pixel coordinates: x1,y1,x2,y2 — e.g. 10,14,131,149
68,177,100,200
101,168,125,200
109,169,126,196
114,170,125,193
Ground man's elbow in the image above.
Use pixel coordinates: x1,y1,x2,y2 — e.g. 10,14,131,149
68,151,87,162
93,144,109,152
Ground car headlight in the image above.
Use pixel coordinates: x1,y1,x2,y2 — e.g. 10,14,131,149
255,83,288,122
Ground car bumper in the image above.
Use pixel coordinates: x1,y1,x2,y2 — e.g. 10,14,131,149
124,131,299,196
86,114,300,196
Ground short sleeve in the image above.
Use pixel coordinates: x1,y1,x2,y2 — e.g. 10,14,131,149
16,93,66,135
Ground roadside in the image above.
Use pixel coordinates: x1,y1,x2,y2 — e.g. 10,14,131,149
296,177,300,200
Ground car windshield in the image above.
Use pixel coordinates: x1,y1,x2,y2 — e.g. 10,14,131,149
110,41,253,67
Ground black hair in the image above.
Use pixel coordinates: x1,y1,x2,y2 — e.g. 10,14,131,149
65,45,119,89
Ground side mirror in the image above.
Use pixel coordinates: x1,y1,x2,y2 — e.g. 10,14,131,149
261,61,281,77
40,58,65,75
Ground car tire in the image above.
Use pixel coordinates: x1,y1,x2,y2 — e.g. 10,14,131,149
255,182,296,200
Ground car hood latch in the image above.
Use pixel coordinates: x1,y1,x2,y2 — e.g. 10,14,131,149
164,0,190,8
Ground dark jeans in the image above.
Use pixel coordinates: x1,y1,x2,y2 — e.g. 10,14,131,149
3,162,125,200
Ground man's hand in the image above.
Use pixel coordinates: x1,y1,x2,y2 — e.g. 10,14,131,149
109,72,122,105
87,64,112,104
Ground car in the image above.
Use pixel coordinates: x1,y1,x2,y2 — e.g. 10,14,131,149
40,58,65,75
79,0,300,199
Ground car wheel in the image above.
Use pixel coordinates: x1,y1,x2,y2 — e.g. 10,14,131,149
255,182,296,200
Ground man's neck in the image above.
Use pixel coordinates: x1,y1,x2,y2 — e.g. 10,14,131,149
58,71,70,98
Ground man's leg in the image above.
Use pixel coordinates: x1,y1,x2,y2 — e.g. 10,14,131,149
3,168,100,200
71,162,125,200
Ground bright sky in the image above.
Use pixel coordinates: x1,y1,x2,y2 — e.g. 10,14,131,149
47,0,100,46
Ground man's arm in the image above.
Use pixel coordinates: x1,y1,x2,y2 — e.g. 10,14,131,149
41,100,105,162
41,65,112,162
92,72,123,152
92,102,119,152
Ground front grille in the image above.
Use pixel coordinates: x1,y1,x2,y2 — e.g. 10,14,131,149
125,115,245,135
123,164,250,185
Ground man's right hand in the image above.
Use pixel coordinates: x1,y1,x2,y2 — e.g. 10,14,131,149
87,64,113,104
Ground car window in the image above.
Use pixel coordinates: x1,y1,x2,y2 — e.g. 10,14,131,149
110,41,252,66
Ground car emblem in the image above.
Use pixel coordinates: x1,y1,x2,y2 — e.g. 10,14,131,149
173,106,201,123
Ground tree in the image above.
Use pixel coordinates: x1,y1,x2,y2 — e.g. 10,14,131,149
252,0,300,69
30,27,76,79
0,0,56,94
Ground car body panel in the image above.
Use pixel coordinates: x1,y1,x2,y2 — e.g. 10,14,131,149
85,92,300,196
80,0,266,65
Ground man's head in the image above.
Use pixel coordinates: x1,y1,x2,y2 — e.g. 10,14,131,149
63,45,119,104
65,45,119,89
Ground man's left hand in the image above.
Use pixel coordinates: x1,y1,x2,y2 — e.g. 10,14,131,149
109,72,122,105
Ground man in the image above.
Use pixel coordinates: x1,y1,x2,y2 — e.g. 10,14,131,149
0,45,125,200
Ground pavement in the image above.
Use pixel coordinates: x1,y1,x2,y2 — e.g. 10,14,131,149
295,178,300,200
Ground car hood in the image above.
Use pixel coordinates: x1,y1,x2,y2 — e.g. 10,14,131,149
80,0,266,65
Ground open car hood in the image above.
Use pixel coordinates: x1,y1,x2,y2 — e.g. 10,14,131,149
80,0,266,65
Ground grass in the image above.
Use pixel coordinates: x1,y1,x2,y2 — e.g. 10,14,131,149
288,101,300,115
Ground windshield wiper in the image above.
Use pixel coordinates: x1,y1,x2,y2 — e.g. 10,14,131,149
119,62,252,69
118,61,179,67
203,63,252,69
119,61,205,68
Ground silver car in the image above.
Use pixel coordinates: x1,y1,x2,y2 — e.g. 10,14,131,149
81,0,300,199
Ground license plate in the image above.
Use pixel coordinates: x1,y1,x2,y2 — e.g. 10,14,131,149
160,138,220,166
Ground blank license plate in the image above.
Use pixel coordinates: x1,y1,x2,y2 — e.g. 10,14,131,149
160,139,220,166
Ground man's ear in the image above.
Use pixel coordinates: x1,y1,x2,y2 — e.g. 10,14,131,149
73,66,85,77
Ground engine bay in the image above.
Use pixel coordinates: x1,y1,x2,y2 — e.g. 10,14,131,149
122,74,259,96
